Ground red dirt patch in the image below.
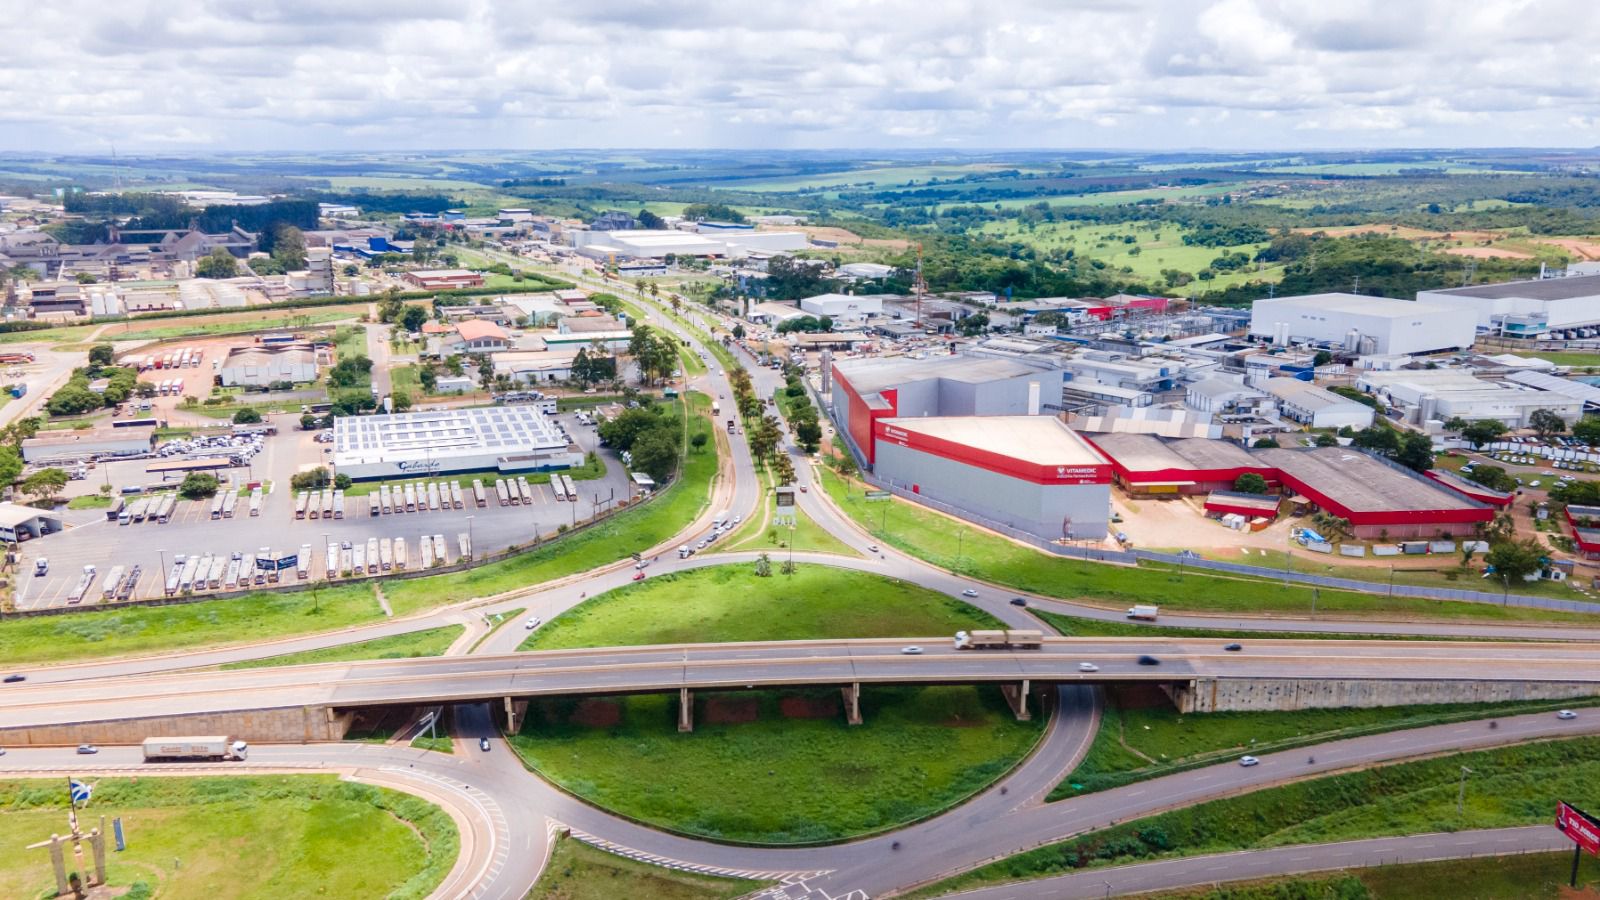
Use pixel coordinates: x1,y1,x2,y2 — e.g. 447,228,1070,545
570,698,623,728
780,694,841,719
703,696,760,725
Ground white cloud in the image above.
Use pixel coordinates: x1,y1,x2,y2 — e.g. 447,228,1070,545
1,0,1599,151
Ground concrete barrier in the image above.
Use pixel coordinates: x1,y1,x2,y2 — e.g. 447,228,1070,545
1171,678,1600,713
0,704,353,747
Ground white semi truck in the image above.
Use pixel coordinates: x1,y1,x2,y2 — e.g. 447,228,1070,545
142,735,249,762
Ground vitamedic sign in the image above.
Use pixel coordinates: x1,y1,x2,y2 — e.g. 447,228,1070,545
1557,801,1600,856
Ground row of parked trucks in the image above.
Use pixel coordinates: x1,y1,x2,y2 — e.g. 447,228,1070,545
293,489,345,520
162,544,312,596
129,347,205,371
321,532,466,578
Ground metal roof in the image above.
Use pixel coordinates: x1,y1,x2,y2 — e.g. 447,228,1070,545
1427,274,1600,301
878,416,1107,467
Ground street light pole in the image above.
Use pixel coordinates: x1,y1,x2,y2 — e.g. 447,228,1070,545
466,515,475,560
1457,765,1473,816
157,549,167,590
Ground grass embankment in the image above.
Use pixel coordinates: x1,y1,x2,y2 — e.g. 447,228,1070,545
383,394,717,614
220,625,462,670
1057,689,1600,797
818,465,1592,624
66,493,114,509
0,776,456,900
521,565,999,650
1035,609,1448,641
509,685,1042,844
0,584,381,667
909,737,1600,898
1142,854,1600,899
723,462,854,556
527,834,763,900
338,456,606,499
410,734,454,754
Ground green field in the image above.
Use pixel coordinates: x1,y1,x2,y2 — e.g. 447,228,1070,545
975,219,1281,296
510,684,1041,844
909,736,1600,898
726,164,1020,193
527,835,763,900
382,394,717,614
65,493,113,510
1057,690,1600,797
0,583,381,667
0,776,456,900
220,624,462,670
1513,351,1600,369
818,464,1589,624
521,564,998,650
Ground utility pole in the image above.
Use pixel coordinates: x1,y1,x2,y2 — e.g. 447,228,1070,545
1457,765,1473,816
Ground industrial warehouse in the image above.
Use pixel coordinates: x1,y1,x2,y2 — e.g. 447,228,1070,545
872,416,1113,540
1248,292,1477,355
332,406,580,481
1088,434,1496,539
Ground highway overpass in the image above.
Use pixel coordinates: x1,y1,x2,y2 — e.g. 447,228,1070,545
6,637,1600,744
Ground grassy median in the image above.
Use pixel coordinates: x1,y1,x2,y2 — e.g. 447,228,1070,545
908,736,1600,897
220,624,463,670
527,834,763,900
0,775,456,900
510,685,1042,844
521,564,998,650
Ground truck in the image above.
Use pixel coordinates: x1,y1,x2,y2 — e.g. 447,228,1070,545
1125,605,1160,621
495,478,511,506
953,629,1044,651
711,400,721,417
471,479,487,508
297,544,312,580
142,736,249,762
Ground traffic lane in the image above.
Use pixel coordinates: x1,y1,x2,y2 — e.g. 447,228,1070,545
949,826,1571,899
830,708,1600,896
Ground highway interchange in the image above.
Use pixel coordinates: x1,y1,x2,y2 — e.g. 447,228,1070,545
2,276,1596,899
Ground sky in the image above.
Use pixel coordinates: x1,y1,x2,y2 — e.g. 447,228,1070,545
3,0,1599,153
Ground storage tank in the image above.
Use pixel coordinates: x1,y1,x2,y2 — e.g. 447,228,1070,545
1343,328,1361,351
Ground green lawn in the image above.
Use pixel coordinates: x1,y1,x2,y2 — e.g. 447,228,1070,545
382,394,717,614
724,461,854,556
1056,689,1600,797
122,309,358,343
0,583,381,667
0,776,456,900
1143,854,1600,900
527,834,763,900
908,736,1600,898
818,464,1593,624
410,734,454,754
220,624,462,670
66,493,113,510
509,685,1042,844
521,565,998,650
1512,351,1600,369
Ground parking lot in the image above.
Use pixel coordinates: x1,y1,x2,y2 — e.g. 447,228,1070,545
16,410,632,608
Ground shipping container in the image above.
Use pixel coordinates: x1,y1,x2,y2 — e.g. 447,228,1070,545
320,490,334,519
206,556,225,590
419,534,435,569
351,541,366,575
116,565,141,601
458,531,472,561
517,477,534,506
404,483,417,512
224,556,242,589
222,490,238,518
380,485,393,515
165,555,185,595
426,482,440,511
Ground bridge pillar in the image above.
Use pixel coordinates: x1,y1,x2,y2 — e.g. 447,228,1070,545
503,697,528,733
842,683,862,725
678,688,693,733
1001,680,1032,721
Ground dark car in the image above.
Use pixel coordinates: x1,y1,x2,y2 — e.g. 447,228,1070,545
478,738,491,752
1009,597,1028,607
1137,655,1161,666
2,674,24,683
1224,643,1243,652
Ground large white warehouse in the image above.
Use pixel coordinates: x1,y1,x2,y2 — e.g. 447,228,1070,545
800,292,884,321
333,406,580,480
1249,293,1475,356
1417,273,1600,339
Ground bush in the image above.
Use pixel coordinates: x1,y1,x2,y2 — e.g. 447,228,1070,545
232,408,262,424
179,472,219,499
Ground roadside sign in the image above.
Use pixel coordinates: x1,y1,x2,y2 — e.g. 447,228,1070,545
864,490,891,501
1558,801,1600,856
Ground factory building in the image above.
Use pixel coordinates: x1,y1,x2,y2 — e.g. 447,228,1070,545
332,406,580,480
799,292,885,321
219,345,319,387
1355,370,1586,427
1259,377,1376,429
22,426,156,464
1249,293,1475,356
871,416,1112,540
1418,274,1600,339
1085,433,1272,496
829,355,1065,465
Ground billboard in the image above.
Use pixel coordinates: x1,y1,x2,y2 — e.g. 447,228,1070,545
1557,801,1600,856
256,554,298,572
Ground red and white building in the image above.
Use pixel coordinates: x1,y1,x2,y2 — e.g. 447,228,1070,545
402,269,485,290
1566,504,1600,559
871,416,1113,540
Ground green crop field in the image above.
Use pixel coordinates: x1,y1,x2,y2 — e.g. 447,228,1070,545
0,776,456,900
510,685,1042,844
521,564,999,650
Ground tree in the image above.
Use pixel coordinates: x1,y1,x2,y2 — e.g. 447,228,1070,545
392,390,413,412
732,323,745,339
1465,465,1516,492
1460,419,1508,449
628,325,678,385
1485,537,1544,584
750,416,783,460
1314,432,1339,447
195,248,237,279
629,428,680,481
753,552,772,577
1573,416,1600,446
400,305,428,334
419,367,438,394
637,209,666,229
290,466,331,491
1443,416,1472,433
599,407,667,452
1233,473,1269,494
272,224,307,270
0,446,24,487
1312,350,1334,367
46,385,101,417
177,471,219,500
377,289,405,324
690,431,709,452
88,344,115,368
1351,426,1400,456
1529,408,1567,439
20,467,68,503
300,413,319,431
794,417,823,453
1251,437,1280,449
334,473,352,490
957,312,991,336
327,355,374,389
1395,431,1435,472
232,408,262,424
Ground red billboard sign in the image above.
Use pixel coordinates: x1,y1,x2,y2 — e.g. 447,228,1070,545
1557,801,1600,856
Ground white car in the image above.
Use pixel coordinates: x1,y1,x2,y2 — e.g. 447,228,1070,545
1559,709,1578,720
1239,755,1260,767
524,617,541,630
900,646,923,655
1078,662,1099,672
961,589,978,598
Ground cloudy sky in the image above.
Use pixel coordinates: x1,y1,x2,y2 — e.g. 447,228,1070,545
4,0,1598,152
